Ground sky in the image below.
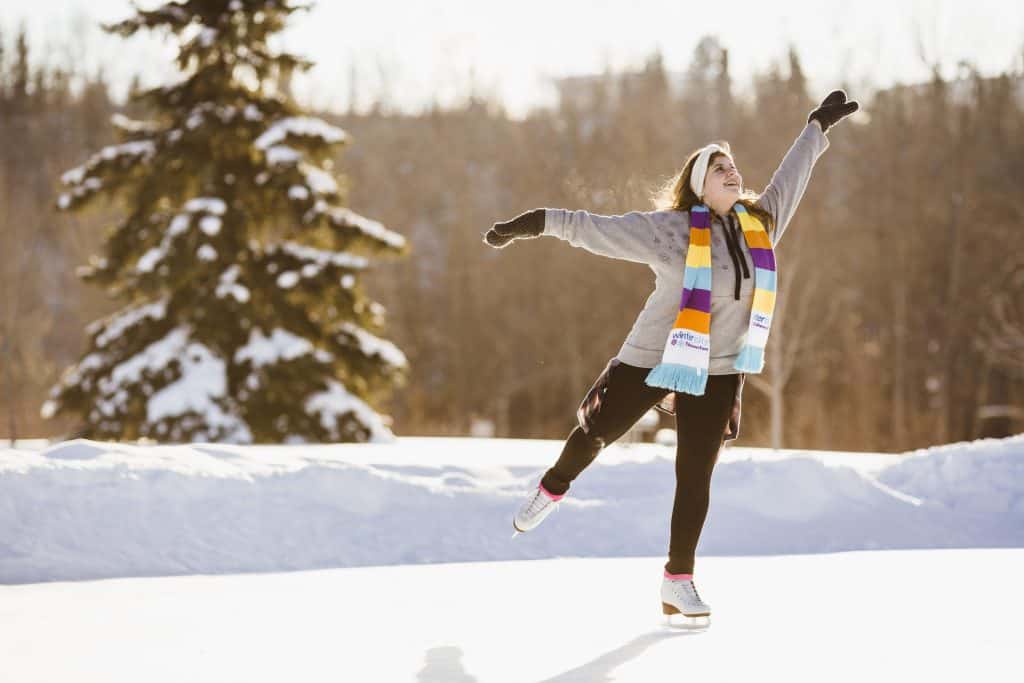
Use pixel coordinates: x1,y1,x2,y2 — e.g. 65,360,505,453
2,0,1022,116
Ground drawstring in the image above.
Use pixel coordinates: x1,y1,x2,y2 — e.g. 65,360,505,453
720,215,751,300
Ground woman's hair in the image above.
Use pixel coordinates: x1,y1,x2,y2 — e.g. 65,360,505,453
651,141,775,234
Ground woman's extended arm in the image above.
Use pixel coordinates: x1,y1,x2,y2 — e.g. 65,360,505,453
484,207,663,265
757,90,858,246
541,209,663,264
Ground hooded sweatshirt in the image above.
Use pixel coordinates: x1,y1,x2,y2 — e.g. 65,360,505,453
542,122,829,373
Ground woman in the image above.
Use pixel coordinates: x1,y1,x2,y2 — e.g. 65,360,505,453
484,91,858,622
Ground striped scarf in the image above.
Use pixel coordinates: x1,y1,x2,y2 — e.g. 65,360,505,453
645,203,776,396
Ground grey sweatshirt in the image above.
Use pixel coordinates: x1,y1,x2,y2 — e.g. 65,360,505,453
542,122,829,372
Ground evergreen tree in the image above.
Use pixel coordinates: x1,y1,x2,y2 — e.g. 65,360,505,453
43,0,408,444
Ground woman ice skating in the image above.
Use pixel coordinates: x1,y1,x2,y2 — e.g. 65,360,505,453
484,90,859,624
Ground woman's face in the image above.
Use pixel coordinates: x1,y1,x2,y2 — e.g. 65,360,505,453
702,154,742,213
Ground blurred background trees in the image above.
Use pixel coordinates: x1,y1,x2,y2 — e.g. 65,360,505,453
2,20,1022,450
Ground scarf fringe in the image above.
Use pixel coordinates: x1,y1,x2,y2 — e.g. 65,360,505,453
734,344,765,373
645,363,709,396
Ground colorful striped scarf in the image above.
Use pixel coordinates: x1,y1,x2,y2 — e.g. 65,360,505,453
645,203,776,396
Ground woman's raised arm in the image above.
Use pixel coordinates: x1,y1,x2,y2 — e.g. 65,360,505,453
757,90,858,246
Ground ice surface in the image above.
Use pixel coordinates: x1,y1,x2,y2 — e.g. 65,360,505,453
0,550,1019,683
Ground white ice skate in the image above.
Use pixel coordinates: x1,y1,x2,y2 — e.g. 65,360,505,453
511,483,564,537
661,574,712,629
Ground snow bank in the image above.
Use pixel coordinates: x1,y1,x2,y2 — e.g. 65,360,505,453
1,435,1021,584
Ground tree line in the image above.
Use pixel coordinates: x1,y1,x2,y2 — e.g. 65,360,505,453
2,28,1021,451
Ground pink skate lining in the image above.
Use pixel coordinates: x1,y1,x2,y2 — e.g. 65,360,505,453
539,483,565,501
664,571,693,581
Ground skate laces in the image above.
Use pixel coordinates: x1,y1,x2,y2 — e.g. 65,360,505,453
524,488,555,517
672,579,705,605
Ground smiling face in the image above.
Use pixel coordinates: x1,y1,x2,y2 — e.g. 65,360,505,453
702,153,743,216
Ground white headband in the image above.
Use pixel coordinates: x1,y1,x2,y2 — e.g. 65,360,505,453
689,144,730,201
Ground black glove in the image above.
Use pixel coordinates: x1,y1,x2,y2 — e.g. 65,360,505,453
483,209,545,249
807,90,859,133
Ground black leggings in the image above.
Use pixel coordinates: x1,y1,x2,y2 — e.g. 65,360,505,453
540,361,740,575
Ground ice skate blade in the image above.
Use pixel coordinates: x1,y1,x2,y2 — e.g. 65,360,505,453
662,602,711,630
663,614,710,631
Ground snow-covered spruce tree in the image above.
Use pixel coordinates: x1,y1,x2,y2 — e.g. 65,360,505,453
42,1,408,443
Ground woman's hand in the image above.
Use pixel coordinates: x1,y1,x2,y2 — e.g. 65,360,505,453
807,90,859,133
483,209,545,248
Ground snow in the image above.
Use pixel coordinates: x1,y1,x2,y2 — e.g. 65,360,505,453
234,327,315,368
143,331,252,443
196,27,217,47
305,379,393,441
61,141,157,191
104,327,190,394
60,165,91,187
214,265,250,303
301,163,338,195
268,241,368,288
265,144,300,165
110,113,160,134
168,214,190,235
136,199,228,273
0,549,1019,683
254,116,347,150
0,435,1021,680
88,299,169,348
196,244,218,261
289,184,309,200
198,215,222,235
276,271,299,288
1,434,1021,584
184,197,226,215
326,205,406,249
38,400,57,420
243,104,262,121
59,166,84,185
274,241,368,270
73,328,247,442
136,247,163,272
338,321,408,368
101,141,155,161
54,350,105,391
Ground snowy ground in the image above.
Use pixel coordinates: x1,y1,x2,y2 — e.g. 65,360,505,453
1,435,1022,681
1,435,1022,583
2,549,1020,682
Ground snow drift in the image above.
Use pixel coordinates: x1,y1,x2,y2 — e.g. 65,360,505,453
1,434,1021,584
